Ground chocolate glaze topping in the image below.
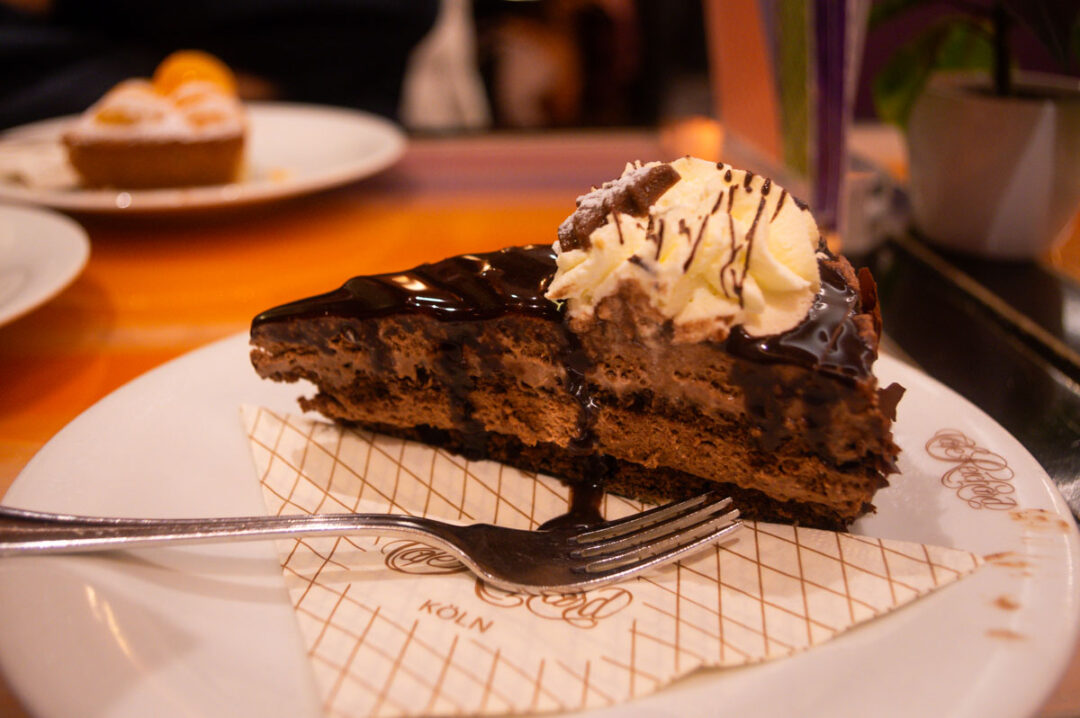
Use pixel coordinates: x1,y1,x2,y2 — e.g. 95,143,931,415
725,258,875,379
253,245,562,325
253,244,877,382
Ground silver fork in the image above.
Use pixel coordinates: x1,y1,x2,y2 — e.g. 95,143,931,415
0,493,740,594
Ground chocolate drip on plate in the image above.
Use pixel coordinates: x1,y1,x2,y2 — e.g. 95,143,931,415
538,479,606,530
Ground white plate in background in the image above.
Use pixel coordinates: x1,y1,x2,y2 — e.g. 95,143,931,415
0,103,405,213
0,335,1077,717
0,204,89,327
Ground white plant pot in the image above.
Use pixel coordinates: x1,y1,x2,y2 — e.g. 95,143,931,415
906,71,1080,259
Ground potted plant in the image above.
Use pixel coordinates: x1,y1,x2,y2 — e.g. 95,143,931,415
871,0,1080,259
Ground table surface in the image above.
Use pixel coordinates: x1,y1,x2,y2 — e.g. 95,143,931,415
2,128,1079,717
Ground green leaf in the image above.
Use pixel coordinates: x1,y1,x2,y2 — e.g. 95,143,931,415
872,18,994,128
936,17,994,68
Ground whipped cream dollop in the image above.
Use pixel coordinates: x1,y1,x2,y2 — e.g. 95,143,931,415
66,79,245,142
545,157,822,341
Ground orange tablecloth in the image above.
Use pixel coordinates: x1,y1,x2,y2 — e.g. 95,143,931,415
1,130,1078,717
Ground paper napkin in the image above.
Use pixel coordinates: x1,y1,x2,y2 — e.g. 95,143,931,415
242,406,982,717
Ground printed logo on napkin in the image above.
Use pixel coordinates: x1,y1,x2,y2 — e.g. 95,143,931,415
242,407,981,717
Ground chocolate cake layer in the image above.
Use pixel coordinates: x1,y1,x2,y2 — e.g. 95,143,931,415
251,245,902,528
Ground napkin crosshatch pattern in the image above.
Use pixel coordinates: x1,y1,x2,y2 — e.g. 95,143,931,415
242,406,982,718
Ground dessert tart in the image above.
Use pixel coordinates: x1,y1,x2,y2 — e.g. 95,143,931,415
63,51,246,189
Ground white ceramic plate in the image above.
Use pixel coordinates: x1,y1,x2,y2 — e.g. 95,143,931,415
1,334,1077,718
0,103,405,213
0,204,89,326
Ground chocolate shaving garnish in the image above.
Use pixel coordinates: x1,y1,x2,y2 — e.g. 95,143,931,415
557,219,586,253
724,169,733,182
856,266,882,339
877,382,906,421
557,164,680,252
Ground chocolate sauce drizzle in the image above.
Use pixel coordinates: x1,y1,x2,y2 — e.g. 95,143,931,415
725,258,874,378
718,187,740,302
682,215,709,272
649,216,666,259
771,189,788,221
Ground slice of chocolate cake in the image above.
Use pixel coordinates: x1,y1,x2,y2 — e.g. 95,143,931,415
250,158,902,529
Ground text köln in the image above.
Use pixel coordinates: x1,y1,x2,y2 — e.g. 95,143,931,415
418,599,494,634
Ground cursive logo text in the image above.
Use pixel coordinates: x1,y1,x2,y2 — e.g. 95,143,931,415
382,540,468,575
475,581,633,629
926,429,1017,510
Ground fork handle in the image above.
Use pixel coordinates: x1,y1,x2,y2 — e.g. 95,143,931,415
0,505,463,556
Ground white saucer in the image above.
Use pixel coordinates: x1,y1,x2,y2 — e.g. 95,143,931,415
0,204,89,326
0,103,406,213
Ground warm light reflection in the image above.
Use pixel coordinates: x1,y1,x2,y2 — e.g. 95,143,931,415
390,274,428,292
659,115,725,162
822,229,842,256
84,584,136,661
460,255,491,273
1045,211,1080,285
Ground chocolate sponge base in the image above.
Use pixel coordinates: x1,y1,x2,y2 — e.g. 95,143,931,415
351,421,863,531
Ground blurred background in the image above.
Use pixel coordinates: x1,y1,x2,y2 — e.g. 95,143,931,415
2,0,1073,132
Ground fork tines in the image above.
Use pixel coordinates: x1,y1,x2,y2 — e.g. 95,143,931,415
569,492,741,574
